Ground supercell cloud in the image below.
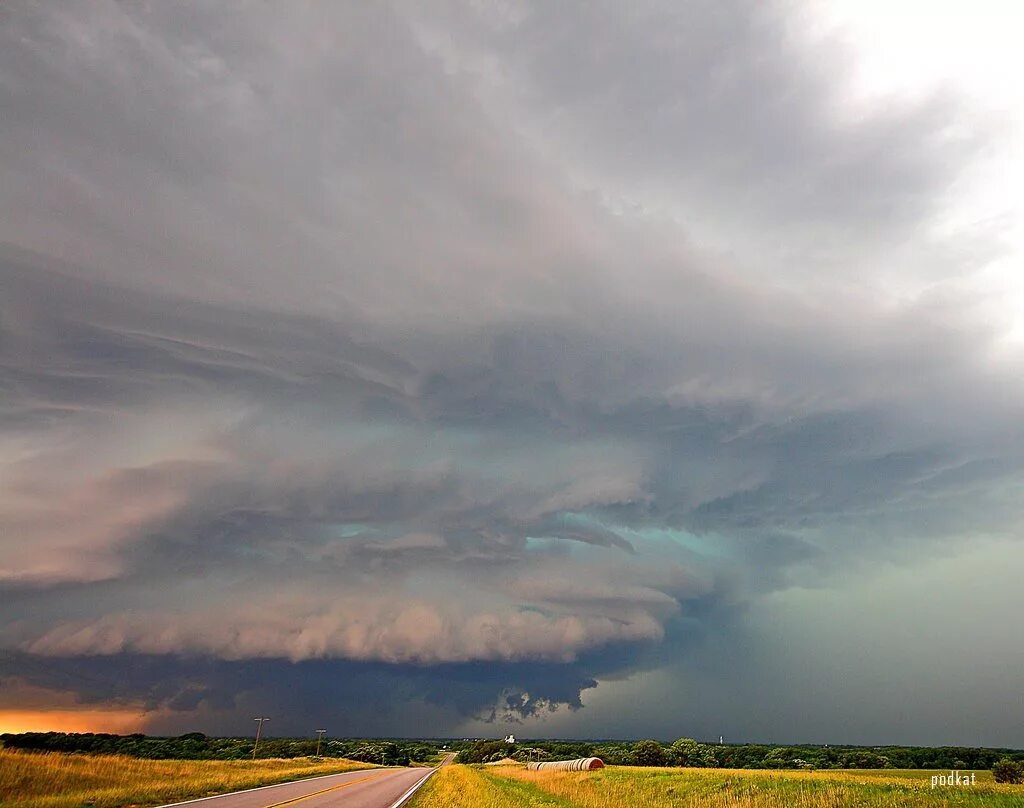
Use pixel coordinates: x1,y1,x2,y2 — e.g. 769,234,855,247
1,1,1024,743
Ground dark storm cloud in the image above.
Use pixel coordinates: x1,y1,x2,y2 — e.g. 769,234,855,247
1,0,1023,740
0,650,606,735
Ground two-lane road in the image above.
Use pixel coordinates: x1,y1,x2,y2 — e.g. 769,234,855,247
160,766,433,808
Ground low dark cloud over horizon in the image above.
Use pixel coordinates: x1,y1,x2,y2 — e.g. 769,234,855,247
2,1,1024,745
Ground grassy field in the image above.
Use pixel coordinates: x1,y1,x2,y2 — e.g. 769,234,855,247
409,763,1024,807
0,749,374,808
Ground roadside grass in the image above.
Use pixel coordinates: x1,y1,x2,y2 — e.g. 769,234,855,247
411,763,1024,807
407,763,572,808
0,748,373,808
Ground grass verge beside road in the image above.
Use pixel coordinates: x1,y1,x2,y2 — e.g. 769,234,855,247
410,763,1024,807
0,749,374,808
406,763,573,807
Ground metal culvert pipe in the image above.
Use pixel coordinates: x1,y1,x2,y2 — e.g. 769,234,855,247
526,757,605,771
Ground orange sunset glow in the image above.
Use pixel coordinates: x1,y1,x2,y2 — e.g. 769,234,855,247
0,709,148,735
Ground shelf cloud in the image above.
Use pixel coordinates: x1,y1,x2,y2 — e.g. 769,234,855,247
2,0,1023,742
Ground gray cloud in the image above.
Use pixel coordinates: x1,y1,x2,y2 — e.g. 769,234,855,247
1,0,1023,741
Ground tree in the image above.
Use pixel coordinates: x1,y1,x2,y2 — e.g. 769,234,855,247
840,750,889,769
670,738,717,767
762,748,793,769
350,741,408,766
993,758,1024,784
632,739,669,767
458,740,513,764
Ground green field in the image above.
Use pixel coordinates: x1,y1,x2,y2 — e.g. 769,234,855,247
409,763,1024,807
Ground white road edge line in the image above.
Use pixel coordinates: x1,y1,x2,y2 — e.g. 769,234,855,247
154,767,386,808
386,767,436,808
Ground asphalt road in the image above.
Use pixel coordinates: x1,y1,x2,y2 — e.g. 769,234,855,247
159,766,434,808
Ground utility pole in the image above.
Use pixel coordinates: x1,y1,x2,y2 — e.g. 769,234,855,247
315,729,327,758
252,717,270,760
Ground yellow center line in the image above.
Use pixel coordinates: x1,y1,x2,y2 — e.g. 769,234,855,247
262,771,390,808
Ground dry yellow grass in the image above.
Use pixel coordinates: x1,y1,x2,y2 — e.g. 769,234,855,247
405,764,497,808
0,748,373,808
411,763,1024,807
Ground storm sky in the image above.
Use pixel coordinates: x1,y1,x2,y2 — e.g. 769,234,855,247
2,1,1024,745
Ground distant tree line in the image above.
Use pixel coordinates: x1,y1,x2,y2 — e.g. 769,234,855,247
0,732,437,765
4,732,1023,773
456,737,1024,771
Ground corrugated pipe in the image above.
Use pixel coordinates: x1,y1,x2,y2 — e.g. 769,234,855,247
526,757,605,771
